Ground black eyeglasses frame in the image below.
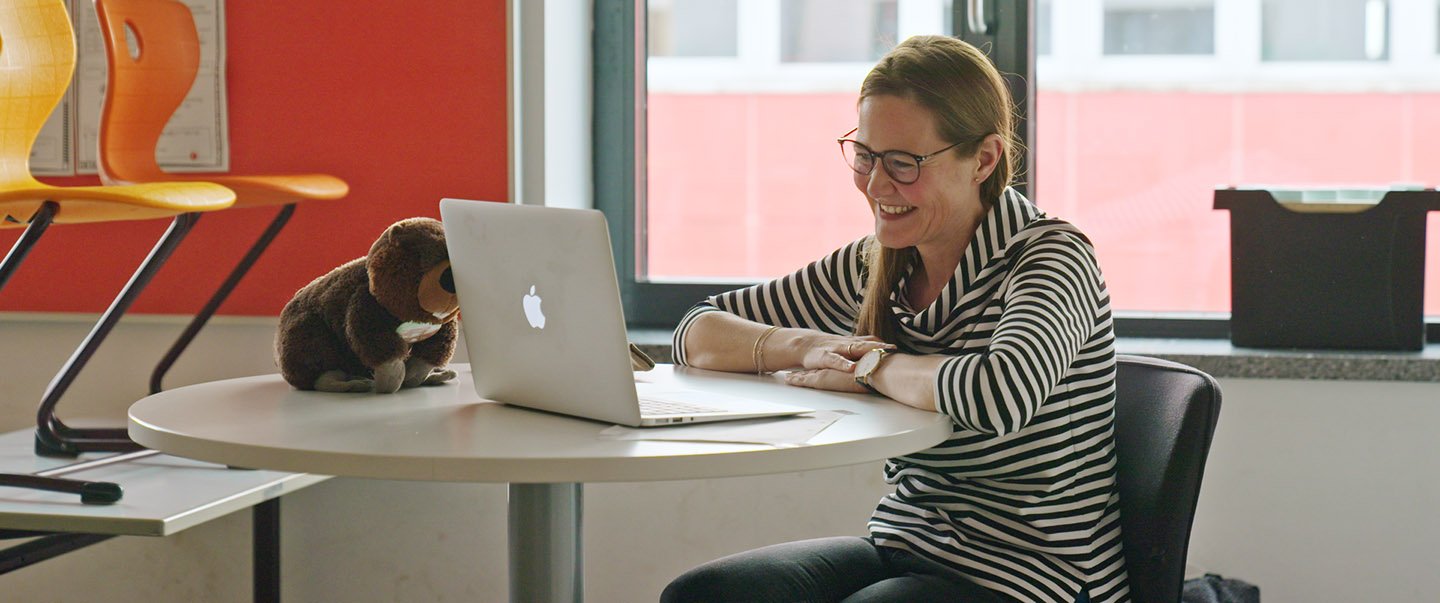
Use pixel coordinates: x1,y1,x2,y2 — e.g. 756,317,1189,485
836,127,972,185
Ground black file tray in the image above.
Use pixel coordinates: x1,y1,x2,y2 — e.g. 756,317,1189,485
1214,188,1440,350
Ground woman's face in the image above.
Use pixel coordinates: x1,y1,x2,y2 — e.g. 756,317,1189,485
852,95,994,256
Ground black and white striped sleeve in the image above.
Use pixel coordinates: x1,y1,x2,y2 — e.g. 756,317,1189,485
672,237,869,366
934,233,1103,435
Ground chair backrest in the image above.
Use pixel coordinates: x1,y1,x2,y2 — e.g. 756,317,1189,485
0,0,75,191
94,0,199,184
1113,354,1222,602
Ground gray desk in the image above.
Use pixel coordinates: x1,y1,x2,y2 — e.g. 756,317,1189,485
0,429,328,599
128,364,953,603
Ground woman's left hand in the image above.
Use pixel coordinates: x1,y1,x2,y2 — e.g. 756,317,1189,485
783,368,870,394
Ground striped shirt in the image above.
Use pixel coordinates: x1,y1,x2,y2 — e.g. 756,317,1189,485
672,188,1129,602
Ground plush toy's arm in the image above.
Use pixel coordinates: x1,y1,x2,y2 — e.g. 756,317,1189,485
345,292,407,393
410,321,457,366
403,321,459,387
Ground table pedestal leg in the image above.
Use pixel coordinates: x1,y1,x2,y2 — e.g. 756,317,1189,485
508,483,583,603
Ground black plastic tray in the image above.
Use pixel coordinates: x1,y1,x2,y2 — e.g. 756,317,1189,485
1214,188,1440,350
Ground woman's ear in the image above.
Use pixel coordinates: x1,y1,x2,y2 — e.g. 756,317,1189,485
972,133,1003,184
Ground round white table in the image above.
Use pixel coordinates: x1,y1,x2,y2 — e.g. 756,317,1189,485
129,364,953,602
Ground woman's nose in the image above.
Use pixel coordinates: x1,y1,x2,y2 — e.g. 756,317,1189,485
864,165,895,197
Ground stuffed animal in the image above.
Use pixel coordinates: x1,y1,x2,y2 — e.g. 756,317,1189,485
276,217,460,393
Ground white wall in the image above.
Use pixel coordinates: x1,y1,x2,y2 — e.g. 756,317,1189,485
1186,377,1440,602
1,314,1437,601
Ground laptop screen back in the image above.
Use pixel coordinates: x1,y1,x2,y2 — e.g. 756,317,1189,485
439,199,642,426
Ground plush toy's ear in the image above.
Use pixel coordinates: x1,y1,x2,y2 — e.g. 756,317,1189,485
374,225,398,256
366,218,454,322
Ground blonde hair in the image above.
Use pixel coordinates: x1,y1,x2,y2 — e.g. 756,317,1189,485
853,35,1019,342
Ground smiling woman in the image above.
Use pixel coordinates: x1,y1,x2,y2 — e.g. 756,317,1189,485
663,36,1126,603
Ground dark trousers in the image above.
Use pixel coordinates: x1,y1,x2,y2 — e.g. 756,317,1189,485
660,536,1015,603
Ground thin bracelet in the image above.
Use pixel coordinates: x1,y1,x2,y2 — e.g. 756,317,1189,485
752,325,781,375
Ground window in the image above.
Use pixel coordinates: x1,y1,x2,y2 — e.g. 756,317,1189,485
600,0,1440,334
648,0,739,57
1104,0,1214,55
1262,0,1389,61
612,0,954,328
1038,0,1439,328
1038,0,1053,56
781,0,898,62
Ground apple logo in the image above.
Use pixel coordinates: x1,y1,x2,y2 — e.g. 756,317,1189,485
522,285,546,329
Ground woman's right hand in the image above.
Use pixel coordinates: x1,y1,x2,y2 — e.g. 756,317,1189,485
795,334,894,373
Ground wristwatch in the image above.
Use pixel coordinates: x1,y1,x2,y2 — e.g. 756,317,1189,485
853,348,890,393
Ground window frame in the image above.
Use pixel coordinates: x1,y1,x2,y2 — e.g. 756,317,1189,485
594,0,1439,342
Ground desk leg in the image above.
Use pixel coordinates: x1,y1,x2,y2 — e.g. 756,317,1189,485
508,483,582,603
254,498,280,603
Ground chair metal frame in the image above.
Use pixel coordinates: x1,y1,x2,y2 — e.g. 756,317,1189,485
91,0,348,394
33,212,202,455
0,0,233,500
148,204,294,394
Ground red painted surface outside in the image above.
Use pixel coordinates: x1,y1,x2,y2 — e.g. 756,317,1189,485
648,91,1440,314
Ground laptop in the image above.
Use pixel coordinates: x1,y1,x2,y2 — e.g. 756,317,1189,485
439,198,814,427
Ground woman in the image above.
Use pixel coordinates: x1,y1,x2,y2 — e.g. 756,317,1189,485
661,36,1127,603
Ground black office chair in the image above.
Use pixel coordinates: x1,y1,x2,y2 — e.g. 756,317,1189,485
1113,354,1223,602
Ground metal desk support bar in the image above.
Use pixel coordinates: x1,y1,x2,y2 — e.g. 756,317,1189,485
0,532,114,575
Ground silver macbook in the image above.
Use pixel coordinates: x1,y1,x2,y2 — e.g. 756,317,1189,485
439,198,814,427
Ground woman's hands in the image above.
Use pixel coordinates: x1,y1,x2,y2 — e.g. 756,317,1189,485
680,313,895,394
782,334,894,394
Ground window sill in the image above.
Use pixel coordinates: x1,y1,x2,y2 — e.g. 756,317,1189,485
628,330,1440,383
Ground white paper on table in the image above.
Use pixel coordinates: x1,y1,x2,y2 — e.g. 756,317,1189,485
598,410,851,447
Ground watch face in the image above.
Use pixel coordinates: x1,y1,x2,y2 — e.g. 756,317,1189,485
855,348,883,377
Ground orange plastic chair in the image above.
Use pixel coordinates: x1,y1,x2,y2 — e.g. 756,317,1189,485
94,0,349,393
0,0,234,500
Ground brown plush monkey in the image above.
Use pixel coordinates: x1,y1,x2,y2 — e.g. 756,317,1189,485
275,217,460,393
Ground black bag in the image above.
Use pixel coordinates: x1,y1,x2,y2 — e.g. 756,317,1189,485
1182,573,1260,603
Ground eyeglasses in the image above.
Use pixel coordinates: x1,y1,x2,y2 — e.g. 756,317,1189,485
836,128,968,185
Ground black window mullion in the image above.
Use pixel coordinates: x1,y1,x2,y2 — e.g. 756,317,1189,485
955,0,1034,201
596,0,742,329
594,0,641,322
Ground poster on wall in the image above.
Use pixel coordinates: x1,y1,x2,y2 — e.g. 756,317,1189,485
62,0,230,175
29,100,72,176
